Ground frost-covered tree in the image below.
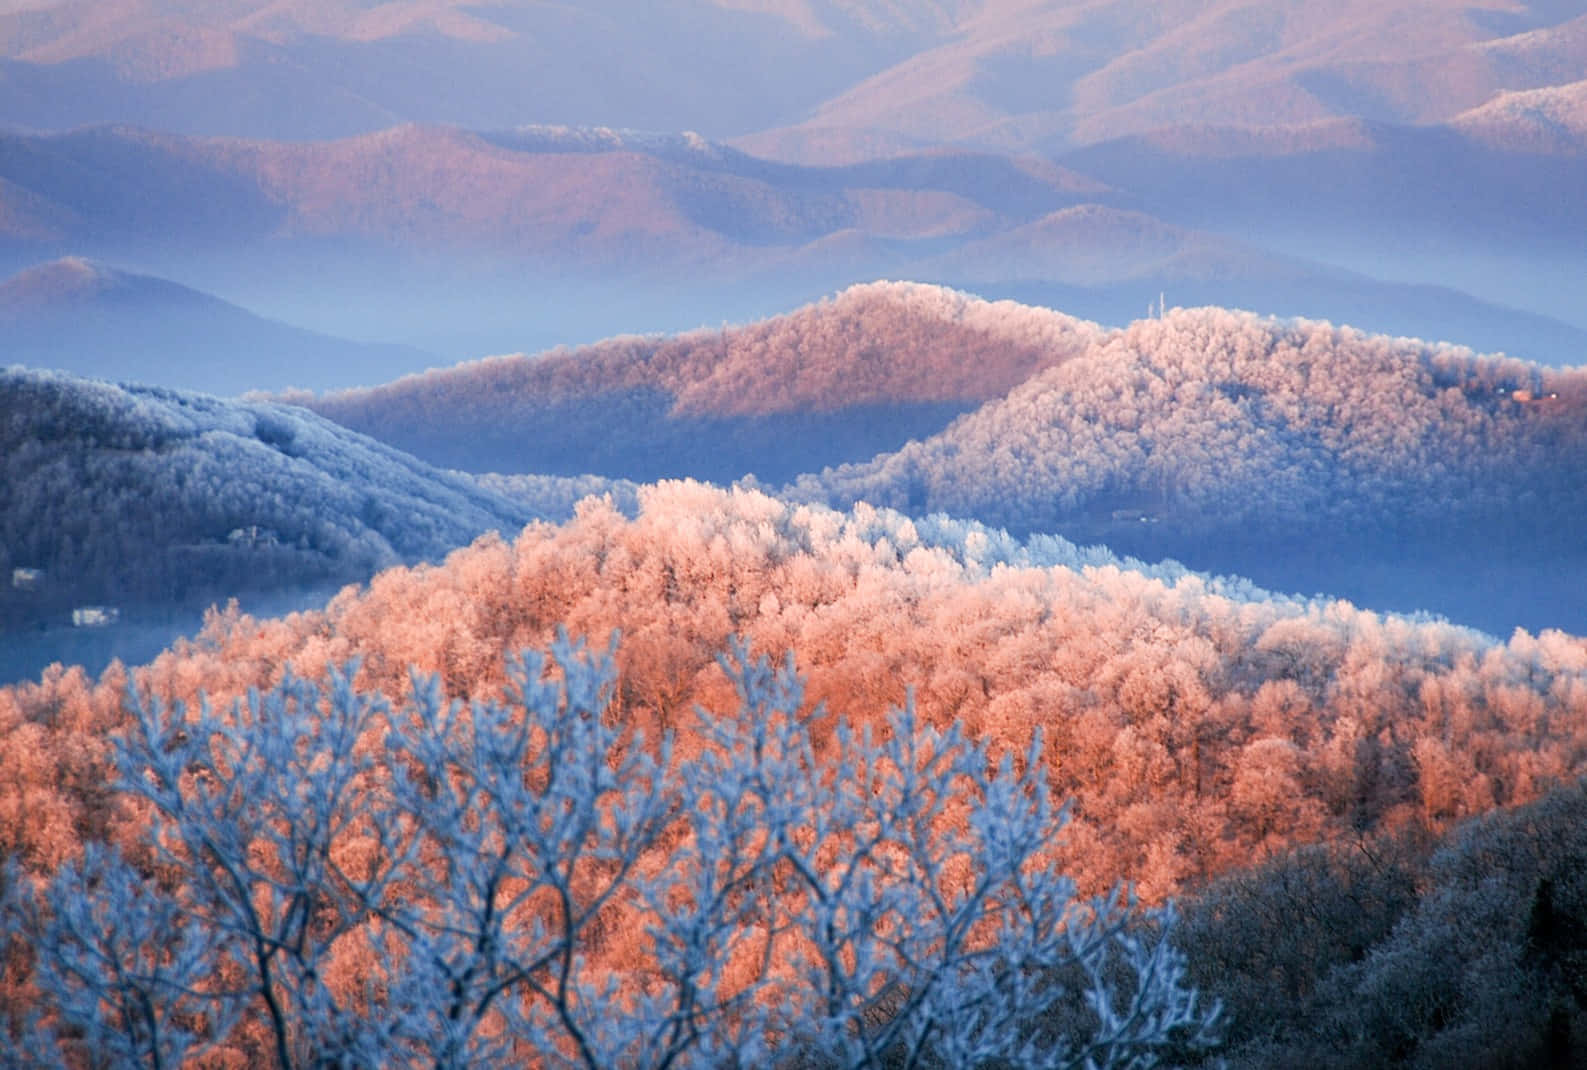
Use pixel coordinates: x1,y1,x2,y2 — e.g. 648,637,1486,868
5,634,1219,1068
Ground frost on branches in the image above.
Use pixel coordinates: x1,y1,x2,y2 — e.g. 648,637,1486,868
2,634,1220,1068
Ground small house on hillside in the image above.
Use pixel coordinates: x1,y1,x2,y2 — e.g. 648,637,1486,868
227,525,281,549
71,606,119,628
11,567,43,590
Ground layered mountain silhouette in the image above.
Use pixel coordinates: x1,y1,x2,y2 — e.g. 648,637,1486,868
746,2,1587,158
798,304,1587,634
286,281,1106,483
0,0,931,140
6,1,1582,156
4,119,1581,376
0,257,441,394
0,122,1101,263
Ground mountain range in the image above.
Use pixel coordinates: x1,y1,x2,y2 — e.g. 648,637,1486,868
4,1,1582,156
273,284,1587,635
745,1,1587,158
6,6,1587,1063
14,280,1582,672
3,120,1583,375
285,281,1105,482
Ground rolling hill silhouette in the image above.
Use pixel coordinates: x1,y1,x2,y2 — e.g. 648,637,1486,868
287,281,1105,483
0,257,441,393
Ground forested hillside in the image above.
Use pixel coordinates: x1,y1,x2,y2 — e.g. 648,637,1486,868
0,367,535,615
6,482,1587,1062
291,281,1104,481
801,306,1587,632
7,482,1585,901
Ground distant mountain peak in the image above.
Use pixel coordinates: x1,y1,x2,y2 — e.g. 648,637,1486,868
1453,80,1587,152
0,255,129,305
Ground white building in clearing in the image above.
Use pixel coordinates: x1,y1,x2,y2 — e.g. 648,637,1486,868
11,567,43,590
227,525,281,549
71,606,119,628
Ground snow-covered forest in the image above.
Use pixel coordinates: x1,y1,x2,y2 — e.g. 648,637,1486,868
5,481,1587,1063
7,4,1587,1062
0,368,541,605
5,635,1221,1067
3,481,1582,897
805,306,1587,537
290,282,1104,482
272,286,1587,630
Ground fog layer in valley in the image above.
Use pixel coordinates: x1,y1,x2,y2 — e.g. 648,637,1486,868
4,114,1583,391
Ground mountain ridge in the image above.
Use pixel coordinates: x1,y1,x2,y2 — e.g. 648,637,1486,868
6,1,1582,155
6,122,1581,374
284,280,1106,483
0,256,444,394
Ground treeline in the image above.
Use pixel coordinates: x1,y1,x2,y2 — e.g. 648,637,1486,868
5,483,1585,905
473,471,642,519
0,368,535,615
289,281,1103,482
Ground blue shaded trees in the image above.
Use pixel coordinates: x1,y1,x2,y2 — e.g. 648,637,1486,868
3,634,1218,1068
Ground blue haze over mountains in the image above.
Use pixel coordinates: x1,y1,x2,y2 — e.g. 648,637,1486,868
2,0,1586,678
